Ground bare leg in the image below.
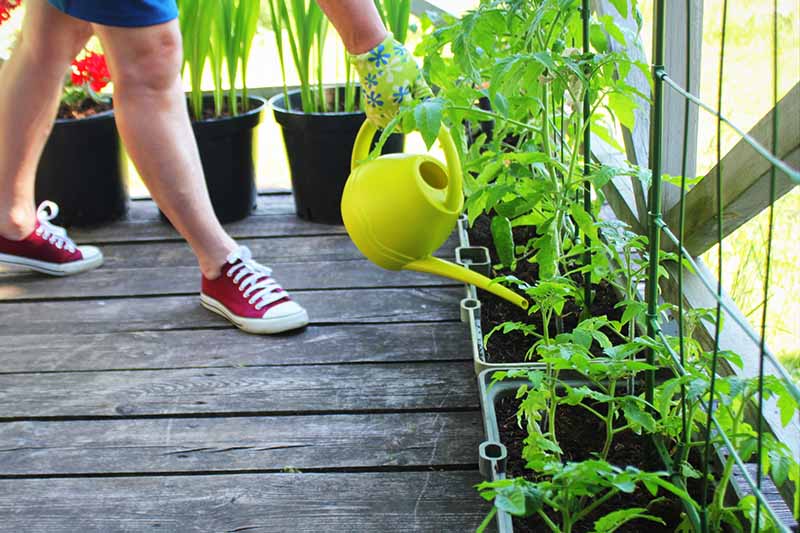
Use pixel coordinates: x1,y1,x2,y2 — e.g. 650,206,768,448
0,0,92,239
91,20,236,278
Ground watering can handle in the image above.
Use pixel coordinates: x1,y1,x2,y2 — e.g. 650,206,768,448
351,120,463,211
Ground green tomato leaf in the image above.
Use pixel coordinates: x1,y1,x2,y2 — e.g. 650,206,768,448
493,92,509,118
571,203,598,241
491,215,515,267
466,189,488,226
623,400,657,433
531,51,557,71
414,98,444,149
494,481,544,517
776,389,798,427
608,0,628,16
533,232,557,280
769,450,791,487
572,328,593,349
600,14,627,47
505,151,552,164
589,23,609,52
608,92,638,131
619,300,646,327
452,32,480,82
475,160,505,186
594,508,664,533
681,461,703,479
611,477,637,493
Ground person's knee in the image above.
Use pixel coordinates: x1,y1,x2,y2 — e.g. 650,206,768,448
112,27,183,95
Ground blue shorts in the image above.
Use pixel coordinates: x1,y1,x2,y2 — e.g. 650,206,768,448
47,0,178,28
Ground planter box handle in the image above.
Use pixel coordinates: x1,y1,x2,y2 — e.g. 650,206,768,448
479,440,508,480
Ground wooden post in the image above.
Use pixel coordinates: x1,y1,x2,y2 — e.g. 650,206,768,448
593,1,703,220
658,0,704,213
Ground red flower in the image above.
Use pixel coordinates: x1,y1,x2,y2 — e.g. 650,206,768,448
0,0,22,24
71,52,111,92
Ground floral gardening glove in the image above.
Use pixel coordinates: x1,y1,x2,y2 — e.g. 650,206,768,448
351,33,433,129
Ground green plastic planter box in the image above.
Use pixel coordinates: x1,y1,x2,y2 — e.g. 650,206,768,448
455,218,653,375
477,368,639,533
456,218,547,375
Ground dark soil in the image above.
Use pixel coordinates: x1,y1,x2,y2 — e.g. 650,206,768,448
283,90,364,114
495,396,692,532
199,97,261,120
57,98,111,120
468,214,624,363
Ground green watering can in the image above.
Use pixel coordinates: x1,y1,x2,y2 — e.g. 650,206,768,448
341,120,529,310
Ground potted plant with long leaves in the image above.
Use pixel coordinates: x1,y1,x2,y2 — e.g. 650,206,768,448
35,48,128,227
177,0,263,223
266,0,406,224
2,1,127,226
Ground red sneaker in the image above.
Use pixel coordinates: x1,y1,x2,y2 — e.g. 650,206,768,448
0,201,103,276
201,246,309,334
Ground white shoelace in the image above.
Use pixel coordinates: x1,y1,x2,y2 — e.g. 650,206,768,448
35,201,77,253
226,246,286,310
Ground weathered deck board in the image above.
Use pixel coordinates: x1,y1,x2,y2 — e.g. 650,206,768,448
64,233,459,269
0,411,480,475
71,211,348,243
0,261,458,301
0,362,478,418
0,287,463,335
0,323,470,373
0,194,485,531
127,193,297,219
0,472,491,533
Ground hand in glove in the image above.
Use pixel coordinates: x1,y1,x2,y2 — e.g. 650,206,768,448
351,33,432,129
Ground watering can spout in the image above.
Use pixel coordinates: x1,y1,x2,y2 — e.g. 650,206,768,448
404,257,529,310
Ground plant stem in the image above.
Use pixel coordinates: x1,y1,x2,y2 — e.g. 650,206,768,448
537,509,562,533
601,380,617,461
543,12,562,50
573,488,620,523
612,424,632,434
580,402,607,422
625,246,635,342
712,455,735,530
449,106,542,133
476,507,497,533
541,81,560,196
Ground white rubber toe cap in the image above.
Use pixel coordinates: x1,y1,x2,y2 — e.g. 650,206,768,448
263,299,306,320
79,245,103,263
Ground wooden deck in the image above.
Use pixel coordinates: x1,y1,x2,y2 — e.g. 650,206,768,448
0,192,490,532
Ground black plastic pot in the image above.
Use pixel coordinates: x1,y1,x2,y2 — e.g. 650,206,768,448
190,95,265,224
270,87,404,225
36,109,128,227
